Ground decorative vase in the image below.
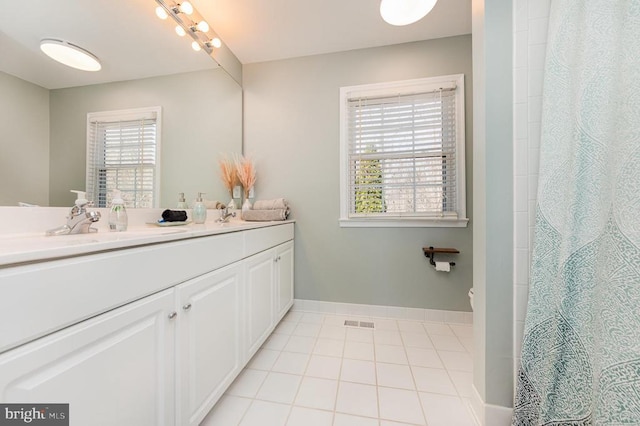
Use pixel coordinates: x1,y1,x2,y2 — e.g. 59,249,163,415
227,195,236,210
241,197,252,219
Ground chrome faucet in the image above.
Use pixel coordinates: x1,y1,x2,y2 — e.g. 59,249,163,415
46,191,101,236
216,206,236,223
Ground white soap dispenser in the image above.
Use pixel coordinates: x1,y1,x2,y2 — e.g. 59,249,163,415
192,192,207,224
70,190,88,207
109,189,128,231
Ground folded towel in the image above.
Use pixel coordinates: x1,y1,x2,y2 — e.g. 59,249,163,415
162,209,188,222
242,209,289,222
252,198,288,210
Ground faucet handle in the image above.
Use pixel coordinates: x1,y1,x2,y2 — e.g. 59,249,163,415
68,200,95,219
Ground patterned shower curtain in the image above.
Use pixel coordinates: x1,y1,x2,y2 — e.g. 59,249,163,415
513,1,640,424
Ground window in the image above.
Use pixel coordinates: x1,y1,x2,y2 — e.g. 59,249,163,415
86,107,161,208
339,75,468,227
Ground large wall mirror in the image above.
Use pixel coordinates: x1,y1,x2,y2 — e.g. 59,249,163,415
0,0,242,208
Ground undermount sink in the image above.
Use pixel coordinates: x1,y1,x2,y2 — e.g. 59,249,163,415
0,216,262,265
0,233,102,252
0,227,188,254
88,228,188,241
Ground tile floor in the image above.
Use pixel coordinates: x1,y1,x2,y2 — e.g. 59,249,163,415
201,311,477,426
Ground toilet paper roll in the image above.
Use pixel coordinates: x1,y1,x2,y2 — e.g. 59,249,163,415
435,261,451,272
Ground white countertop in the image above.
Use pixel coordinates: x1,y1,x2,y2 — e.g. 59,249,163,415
0,207,292,267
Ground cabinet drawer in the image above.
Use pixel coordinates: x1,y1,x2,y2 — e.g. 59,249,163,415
243,223,294,257
0,232,243,354
0,289,175,426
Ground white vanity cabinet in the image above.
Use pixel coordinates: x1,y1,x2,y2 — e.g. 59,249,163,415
244,249,277,358
0,289,176,426
244,240,294,361
175,262,243,426
0,222,294,426
275,241,294,321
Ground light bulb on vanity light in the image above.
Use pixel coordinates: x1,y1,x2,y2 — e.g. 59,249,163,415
191,41,201,51
196,20,209,32
211,37,222,48
179,1,194,15
155,6,168,19
175,25,186,36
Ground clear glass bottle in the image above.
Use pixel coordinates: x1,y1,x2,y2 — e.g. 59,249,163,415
177,192,188,209
192,192,207,224
109,189,128,231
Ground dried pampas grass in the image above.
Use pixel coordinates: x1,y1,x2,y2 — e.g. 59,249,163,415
235,155,256,198
218,155,238,193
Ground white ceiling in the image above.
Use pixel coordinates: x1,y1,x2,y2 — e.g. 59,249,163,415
0,0,471,89
0,0,218,89
200,0,472,64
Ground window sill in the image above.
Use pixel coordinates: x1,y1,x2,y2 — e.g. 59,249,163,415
339,217,469,228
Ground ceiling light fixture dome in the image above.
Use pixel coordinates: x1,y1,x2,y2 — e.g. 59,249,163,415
40,39,101,72
379,0,437,26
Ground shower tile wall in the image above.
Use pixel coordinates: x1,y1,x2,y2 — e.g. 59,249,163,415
512,0,550,379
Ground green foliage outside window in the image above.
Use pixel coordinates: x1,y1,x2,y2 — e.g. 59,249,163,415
354,151,386,213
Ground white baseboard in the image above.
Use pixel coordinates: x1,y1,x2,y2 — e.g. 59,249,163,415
471,384,513,425
292,298,473,325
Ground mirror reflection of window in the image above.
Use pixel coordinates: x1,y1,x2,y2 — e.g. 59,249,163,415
86,107,162,208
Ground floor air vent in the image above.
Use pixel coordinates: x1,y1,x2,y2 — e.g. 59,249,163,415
343,320,375,329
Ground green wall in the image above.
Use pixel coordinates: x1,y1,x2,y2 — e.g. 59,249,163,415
472,0,514,410
0,71,49,206
49,69,242,208
243,36,474,311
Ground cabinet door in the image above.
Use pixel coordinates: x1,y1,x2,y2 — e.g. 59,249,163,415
275,241,294,321
244,249,275,360
176,263,243,426
0,289,175,426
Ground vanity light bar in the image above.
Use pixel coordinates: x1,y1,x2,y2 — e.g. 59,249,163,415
154,0,222,55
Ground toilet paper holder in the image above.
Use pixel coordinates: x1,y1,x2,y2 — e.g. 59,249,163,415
422,246,459,268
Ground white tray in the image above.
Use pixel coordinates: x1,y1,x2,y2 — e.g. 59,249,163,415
146,220,192,227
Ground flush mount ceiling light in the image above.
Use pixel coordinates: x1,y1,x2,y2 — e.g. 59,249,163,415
380,0,438,26
155,0,222,55
40,39,101,71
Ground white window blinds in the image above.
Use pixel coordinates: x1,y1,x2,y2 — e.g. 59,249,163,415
340,75,467,227
86,107,161,208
